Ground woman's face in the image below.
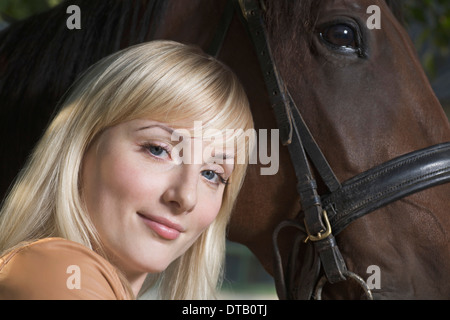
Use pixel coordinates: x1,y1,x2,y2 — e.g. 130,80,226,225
81,119,234,282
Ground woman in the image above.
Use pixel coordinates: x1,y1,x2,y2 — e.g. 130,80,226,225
0,40,254,299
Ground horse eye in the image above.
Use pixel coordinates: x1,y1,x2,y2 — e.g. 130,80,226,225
320,24,357,49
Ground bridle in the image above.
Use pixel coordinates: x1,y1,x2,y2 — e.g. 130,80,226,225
208,0,450,299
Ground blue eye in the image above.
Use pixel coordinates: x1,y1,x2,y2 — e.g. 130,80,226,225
201,170,228,185
202,170,216,180
149,145,166,156
143,144,171,160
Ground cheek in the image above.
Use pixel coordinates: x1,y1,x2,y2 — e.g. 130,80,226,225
102,155,145,201
83,145,156,219
91,159,136,208
192,191,224,232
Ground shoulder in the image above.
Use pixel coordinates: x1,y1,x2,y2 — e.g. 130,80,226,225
0,238,131,300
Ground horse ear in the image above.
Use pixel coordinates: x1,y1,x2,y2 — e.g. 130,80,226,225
385,0,405,25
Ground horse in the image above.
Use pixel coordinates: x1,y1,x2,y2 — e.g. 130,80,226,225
0,0,449,299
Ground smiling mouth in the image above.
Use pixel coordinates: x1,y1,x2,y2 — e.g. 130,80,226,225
137,213,183,240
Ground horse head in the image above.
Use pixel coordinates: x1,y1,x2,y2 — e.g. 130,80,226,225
226,0,450,299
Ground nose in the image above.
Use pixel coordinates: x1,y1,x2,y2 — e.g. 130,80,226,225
162,166,198,214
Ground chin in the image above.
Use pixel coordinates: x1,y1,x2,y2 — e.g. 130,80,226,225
132,249,176,274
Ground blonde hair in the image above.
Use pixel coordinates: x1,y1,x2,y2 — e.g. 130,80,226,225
0,40,254,299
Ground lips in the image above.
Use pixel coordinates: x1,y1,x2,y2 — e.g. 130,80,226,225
137,212,184,240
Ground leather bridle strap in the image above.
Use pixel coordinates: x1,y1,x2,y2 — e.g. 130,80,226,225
230,0,341,193
222,0,349,296
207,0,236,57
324,142,450,235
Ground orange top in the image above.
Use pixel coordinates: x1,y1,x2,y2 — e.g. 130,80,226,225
0,238,131,300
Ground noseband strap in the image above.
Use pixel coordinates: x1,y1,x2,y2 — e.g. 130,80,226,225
324,142,450,235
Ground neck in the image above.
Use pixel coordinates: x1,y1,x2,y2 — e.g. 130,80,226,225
127,272,148,297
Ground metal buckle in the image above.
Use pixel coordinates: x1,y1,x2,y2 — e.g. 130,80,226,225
238,0,267,20
238,0,249,20
314,270,374,300
304,210,332,243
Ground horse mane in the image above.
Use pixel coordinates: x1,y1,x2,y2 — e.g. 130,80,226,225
385,0,404,25
0,0,167,199
0,0,166,112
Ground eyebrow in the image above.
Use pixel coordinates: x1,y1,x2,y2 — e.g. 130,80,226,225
136,124,174,134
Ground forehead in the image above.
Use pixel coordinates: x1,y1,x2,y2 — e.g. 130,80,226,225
129,119,242,147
